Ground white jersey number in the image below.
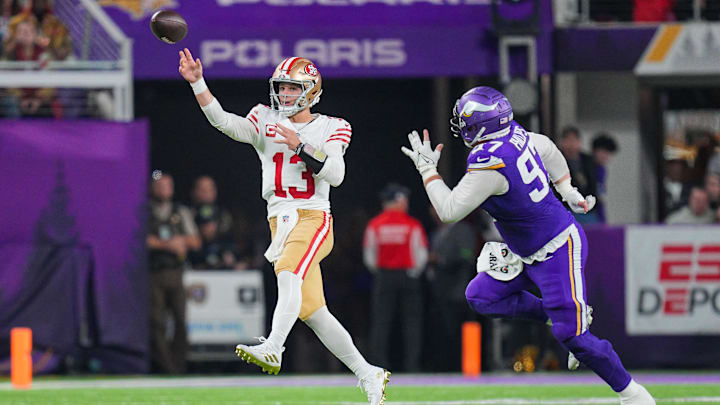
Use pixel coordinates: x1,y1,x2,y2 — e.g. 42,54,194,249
516,147,549,203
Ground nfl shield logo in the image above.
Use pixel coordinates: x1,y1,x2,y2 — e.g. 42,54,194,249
282,215,289,223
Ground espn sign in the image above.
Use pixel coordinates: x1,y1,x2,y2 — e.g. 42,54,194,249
626,226,720,335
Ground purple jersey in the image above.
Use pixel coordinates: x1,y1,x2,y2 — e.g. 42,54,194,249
466,122,573,257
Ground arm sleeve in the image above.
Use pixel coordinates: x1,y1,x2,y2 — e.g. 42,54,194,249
201,98,261,148
530,132,570,183
362,226,378,271
426,170,508,223
410,226,429,272
315,141,346,187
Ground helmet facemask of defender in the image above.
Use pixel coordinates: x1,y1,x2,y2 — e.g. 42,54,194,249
449,86,514,148
269,57,322,117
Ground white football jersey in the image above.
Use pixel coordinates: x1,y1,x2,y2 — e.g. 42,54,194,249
245,104,352,218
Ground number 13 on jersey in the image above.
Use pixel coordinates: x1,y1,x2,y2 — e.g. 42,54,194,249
272,152,315,199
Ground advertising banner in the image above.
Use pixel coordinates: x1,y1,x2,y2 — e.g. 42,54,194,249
625,226,720,335
185,270,265,344
98,0,553,78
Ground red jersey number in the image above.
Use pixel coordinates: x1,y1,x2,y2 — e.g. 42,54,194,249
272,152,315,199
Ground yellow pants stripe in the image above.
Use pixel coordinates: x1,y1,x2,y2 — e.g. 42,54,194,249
568,236,581,336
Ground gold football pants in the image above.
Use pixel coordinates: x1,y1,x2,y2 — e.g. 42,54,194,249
269,209,333,320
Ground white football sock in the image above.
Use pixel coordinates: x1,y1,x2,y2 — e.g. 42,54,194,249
619,379,641,398
304,306,375,379
266,271,302,349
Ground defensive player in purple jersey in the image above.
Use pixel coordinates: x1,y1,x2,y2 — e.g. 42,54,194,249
401,87,655,405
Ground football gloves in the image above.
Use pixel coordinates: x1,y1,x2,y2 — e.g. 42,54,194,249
401,130,442,180
564,188,597,214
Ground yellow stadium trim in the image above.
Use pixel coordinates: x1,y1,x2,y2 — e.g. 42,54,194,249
568,236,581,336
468,163,506,171
646,24,682,63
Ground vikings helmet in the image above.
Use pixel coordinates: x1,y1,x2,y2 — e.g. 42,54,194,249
450,86,513,148
269,57,322,117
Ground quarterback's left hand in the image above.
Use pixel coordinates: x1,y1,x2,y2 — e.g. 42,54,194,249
274,123,301,151
401,129,444,179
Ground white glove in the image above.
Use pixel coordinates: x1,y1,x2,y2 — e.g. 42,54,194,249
400,130,442,181
565,190,596,214
556,180,596,214
554,178,596,214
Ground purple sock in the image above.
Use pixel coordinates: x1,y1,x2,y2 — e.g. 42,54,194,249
564,332,632,392
467,291,548,324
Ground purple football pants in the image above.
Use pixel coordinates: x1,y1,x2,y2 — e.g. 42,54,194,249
465,223,631,392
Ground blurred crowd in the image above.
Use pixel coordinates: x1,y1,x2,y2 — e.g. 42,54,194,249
0,0,78,118
663,130,720,224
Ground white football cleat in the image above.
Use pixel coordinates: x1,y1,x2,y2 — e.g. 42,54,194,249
568,352,580,371
358,367,391,405
619,380,656,405
235,337,284,375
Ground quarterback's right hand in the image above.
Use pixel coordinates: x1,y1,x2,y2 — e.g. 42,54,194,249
401,129,444,178
179,48,203,83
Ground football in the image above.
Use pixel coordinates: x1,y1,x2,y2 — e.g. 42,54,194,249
150,10,187,44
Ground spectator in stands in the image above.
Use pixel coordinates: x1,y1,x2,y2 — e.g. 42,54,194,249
0,0,21,50
591,133,619,224
146,171,201,374
665,186,716,224
189,207,244,270
363,183,428,372
190,175,234,242
705,172,720,210
634,0,676,22
664,158,692,215
425,205,476,371
1,15,55,117
558,126,598,223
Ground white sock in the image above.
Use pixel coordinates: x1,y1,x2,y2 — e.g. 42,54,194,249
304,306,375,379
266,271,302,349
619,379,640,398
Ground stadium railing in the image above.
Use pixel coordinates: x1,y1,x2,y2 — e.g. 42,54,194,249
0,0,132,121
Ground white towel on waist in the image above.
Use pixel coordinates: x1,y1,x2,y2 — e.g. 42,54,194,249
264,209,299,264
476,241,524,281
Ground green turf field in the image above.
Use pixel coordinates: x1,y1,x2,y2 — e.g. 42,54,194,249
1,380,719,405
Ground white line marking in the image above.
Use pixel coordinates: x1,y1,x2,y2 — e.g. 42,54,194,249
328,399,720,405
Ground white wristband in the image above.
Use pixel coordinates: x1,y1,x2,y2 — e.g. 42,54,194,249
190,77,208,95
420,167,439,182
554,178,575,200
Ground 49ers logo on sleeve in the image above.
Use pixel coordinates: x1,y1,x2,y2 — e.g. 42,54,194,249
305,64,318,76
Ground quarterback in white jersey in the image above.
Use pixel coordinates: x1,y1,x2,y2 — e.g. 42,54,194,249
179,49,389,405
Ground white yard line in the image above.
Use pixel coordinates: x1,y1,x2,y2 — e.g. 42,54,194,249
329,399,720,405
